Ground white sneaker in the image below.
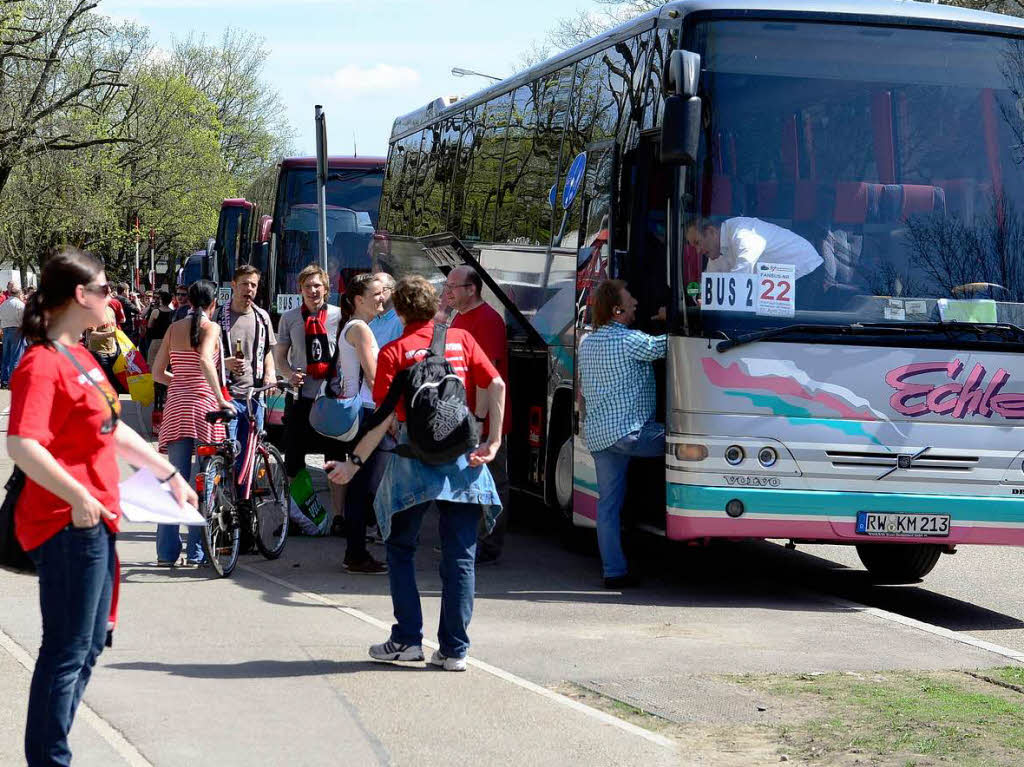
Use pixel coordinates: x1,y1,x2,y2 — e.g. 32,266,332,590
428,649,467,672
368,640,424,662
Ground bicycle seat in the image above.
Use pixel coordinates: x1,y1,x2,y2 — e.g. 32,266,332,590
205,408,238,424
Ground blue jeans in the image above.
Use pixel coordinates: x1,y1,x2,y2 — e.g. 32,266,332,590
591,421,665,578
2,326,25,383
386,500,479,658
25,524,115,767
156,439,204,563
226,399,264,488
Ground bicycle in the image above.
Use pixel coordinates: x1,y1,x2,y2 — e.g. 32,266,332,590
197,381,290,577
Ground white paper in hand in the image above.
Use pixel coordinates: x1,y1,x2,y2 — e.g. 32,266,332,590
119,469,205,526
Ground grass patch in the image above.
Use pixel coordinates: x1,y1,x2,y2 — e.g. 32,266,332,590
737,669,1024,766
987,667,1024,690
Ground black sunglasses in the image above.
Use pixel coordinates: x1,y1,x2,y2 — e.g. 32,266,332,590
83,282,113,297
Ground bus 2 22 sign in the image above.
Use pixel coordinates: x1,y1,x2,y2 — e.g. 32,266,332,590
700,262,795,318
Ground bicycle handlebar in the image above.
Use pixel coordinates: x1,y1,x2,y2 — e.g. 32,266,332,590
246,379,288,398
205,379,289,423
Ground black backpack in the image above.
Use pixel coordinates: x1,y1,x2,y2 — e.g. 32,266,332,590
375,324,479,465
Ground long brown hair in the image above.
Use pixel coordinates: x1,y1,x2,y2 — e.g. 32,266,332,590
22,249,104,346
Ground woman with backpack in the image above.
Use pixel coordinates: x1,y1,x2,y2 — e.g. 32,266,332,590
327,275,506,672
7,249,196,766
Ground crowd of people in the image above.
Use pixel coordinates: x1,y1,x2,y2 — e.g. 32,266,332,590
3,244,672,765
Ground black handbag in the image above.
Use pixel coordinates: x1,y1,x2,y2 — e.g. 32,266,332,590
0,466,32,572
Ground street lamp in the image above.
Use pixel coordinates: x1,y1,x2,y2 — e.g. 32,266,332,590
451,66,502,82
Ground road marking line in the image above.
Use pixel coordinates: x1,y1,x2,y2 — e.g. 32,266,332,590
0,626,154,767
812,592,1024,664
238,563,677,750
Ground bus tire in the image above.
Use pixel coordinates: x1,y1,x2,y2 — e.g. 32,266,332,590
855,543,942,583
545,416,573,517
553,436,574,515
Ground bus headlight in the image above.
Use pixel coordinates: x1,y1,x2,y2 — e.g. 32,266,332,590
758,447,778,468
725,445,745,465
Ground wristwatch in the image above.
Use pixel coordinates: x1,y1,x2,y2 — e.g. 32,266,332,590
350,454,364,468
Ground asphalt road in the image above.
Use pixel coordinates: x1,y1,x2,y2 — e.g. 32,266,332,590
787,541,1024,654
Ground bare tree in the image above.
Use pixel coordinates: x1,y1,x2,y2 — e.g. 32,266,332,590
0,0,137,197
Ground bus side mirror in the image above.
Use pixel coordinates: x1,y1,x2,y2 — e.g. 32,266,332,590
661,49,701,166
257,214,272,244
661,95,701,166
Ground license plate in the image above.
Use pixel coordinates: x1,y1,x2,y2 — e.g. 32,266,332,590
856,511,950,537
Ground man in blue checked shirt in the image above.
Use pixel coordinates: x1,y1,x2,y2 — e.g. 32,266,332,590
578,279,666,589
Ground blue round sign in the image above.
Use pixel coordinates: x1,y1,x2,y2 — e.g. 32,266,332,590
548,183,558,210
561,152,587,210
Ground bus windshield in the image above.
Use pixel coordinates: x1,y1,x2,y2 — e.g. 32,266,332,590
688,20,1024,344
273,167,383,296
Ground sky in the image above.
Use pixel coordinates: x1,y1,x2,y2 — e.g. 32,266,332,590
100,0,588,159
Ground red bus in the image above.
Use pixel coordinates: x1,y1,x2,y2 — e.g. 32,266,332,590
257,156,385,312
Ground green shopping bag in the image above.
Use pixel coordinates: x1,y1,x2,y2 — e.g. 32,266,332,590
288,468,330,536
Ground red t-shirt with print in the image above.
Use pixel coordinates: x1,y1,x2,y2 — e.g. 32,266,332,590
373,321,499,423
9,343,122,550
450,302,511,436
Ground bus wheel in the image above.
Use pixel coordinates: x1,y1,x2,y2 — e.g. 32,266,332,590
855,543,942,584
554,436,573,514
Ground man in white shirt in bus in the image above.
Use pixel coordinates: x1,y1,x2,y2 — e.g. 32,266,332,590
690,217,823,279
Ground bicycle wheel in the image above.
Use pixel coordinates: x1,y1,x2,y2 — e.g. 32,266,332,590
252,443,289,560
198,455,241,576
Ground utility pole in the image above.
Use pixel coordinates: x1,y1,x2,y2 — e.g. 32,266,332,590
315,105,329,274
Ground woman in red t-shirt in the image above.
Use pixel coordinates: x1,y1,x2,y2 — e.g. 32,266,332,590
7,249,197,767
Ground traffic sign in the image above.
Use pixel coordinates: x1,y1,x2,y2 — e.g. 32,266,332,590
562,152,587,210
548,183,557,210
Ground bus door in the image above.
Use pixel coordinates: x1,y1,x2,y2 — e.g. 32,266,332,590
570,141,617,528
618,133,670,530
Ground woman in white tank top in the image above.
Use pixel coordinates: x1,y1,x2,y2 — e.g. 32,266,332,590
336,274,384,406
331,273,388,575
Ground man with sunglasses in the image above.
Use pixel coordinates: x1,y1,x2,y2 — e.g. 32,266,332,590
368,271,403,347
171,286,190,322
